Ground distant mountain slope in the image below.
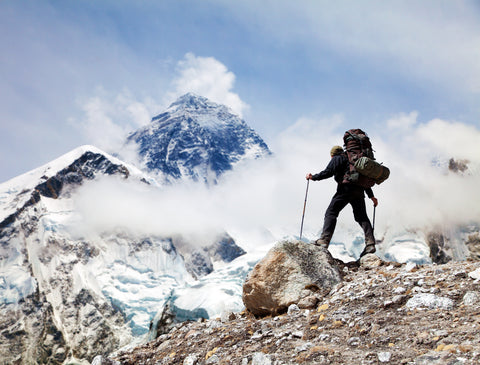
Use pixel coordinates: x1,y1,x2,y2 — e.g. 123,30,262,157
0,145,248,364
0,146,142,363
126,93,271,183
0,145,143,231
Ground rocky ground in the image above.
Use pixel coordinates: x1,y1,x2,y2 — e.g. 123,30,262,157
101,256,480,365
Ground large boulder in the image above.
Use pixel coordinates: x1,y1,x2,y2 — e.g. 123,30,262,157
242,240,343,316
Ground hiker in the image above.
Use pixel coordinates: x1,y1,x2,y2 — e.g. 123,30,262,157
306,145,378,257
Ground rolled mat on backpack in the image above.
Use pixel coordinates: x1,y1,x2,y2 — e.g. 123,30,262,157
354,156,390,184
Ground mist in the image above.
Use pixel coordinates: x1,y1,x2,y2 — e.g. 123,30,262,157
72,113,480,252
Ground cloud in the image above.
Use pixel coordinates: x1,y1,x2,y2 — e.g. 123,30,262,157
73,177,221,238
386,111,418,131
414,119,480,161
77,96,129,152
215,1,480,95
72,116,345,250
76,53,249,155
75,88,161,153
73,113,480,255
377,115,480,232
168,53,249,117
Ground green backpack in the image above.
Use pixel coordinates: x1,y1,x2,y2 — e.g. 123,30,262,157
354,156,390,185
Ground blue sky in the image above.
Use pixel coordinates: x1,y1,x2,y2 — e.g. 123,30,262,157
1,0,480,183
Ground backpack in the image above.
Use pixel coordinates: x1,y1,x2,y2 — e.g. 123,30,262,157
342,129,390,188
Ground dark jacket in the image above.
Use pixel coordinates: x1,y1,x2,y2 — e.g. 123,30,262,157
311,154,374,198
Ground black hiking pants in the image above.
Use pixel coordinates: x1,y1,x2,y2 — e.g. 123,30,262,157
319,184,375,245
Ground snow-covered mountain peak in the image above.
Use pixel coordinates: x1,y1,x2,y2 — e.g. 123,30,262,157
126,93,271,183
0,145,154,225
166,92,228,112
156,93,237,131
1,145,141,192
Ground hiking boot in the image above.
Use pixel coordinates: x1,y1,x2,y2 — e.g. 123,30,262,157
360,243,376,258
313,239,329,249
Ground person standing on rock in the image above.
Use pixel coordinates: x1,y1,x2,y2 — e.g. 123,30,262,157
306,145,378,257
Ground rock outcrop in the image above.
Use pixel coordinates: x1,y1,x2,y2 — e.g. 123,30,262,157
242,240,343,316
112,257,480,365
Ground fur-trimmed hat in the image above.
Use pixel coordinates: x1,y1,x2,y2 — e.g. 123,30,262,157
330,145,344,156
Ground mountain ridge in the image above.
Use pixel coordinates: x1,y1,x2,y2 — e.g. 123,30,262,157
0,101,261,364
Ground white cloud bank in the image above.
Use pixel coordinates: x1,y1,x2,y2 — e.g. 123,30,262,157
168,53,249,117
77,53,248,154
72,112,480,253
377,114,480,232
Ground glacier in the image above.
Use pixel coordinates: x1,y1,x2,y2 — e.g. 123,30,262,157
0,142,260,363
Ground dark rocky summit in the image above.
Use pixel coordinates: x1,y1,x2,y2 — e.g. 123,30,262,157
126,93,271,183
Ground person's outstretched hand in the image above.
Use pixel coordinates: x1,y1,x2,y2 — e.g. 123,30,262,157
371,197,378,207
306,173,313,180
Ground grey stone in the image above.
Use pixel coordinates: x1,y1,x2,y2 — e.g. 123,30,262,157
298,295,318,309
406,293,454,310
220,311,236,323
295,342,313,352
91,356,103,365
287,304,300,314
468,268,480,280
206,354,220,364
243,240,342,316
252,352,272,365
183,354,198,365
463,291,480,306
318,333,330,341
292,330,304,339
360,254,382,268
90,356,120,365
378,351,392,362
347,337,361,346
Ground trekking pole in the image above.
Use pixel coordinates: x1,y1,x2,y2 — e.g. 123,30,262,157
299,179,310,240
372,205,376,232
